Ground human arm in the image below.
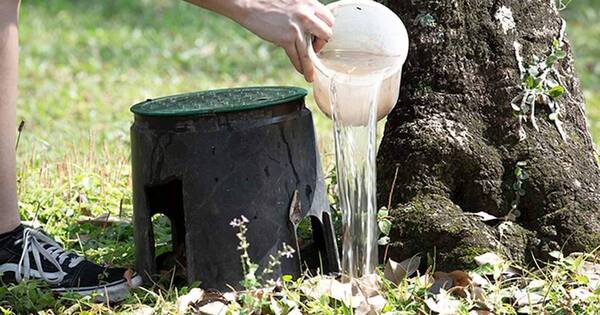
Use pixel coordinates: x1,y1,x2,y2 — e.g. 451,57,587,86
185,0,334,82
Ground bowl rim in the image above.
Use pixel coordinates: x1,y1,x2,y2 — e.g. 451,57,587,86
307,0,409,84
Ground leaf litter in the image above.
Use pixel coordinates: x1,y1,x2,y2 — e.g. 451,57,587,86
172,251,599,314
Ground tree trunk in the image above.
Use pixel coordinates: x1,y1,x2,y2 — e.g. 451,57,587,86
377,0,600,270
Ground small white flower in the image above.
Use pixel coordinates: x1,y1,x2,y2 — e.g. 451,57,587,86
283,251,294,259
229,218,241,227
230,216,250,228
280,243,296,258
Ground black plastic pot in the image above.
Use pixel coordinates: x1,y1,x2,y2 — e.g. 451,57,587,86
130,87,339,290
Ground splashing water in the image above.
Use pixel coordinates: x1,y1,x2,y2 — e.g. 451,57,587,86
322,50,393,278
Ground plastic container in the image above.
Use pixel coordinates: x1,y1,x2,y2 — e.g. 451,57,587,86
308,0,409,126
130,87,340,289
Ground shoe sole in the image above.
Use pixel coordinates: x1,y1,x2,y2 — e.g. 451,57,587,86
52,273,143,303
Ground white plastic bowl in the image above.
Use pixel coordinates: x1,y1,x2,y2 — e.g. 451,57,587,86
308,0,409,126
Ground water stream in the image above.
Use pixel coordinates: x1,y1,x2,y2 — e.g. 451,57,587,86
320,50,393,278
331,80,379,278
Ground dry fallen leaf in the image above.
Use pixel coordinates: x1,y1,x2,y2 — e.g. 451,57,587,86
448,271,471,298
581,261,600,289
449,271,471,287
351,273,381,298
176,288,204,314
514,290,544,307
329,280,354,305
474,252,521,278
287,308,302,315
300,276,353,305
471,211,500,222
132,305,154,315
569,287,593,302
222,292,237,302
430,270,472,298
425,289,462,315
355,295,387,315
196,301,228,315
474,252,504,266
300,274,386,309
384,255,421,285
430,272,454,294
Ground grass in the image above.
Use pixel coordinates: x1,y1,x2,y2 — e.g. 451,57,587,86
4,0,600,313
16,0,330,152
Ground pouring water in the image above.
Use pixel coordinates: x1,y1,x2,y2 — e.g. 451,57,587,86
308,0,409,278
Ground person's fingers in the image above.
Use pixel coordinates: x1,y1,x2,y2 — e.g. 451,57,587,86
307,3,333,53
314,3,335,27
284,44,303,76
313,38,327,53
295,34,314,82
301,14,332,42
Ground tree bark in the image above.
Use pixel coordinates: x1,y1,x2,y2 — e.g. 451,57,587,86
377,0,600,270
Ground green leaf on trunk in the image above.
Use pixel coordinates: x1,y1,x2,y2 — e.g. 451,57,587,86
547,85,566,98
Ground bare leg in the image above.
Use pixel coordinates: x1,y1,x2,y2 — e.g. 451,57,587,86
0,0,21,234
0,1,143,300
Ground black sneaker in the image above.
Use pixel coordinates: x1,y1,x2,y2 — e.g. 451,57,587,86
0,225,142,302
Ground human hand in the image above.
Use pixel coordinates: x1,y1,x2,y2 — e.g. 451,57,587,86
235,0,334,82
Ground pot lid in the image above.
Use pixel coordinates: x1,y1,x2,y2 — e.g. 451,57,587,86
131,86,307,117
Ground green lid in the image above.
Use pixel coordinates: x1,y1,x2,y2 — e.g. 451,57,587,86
131,86,307,117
